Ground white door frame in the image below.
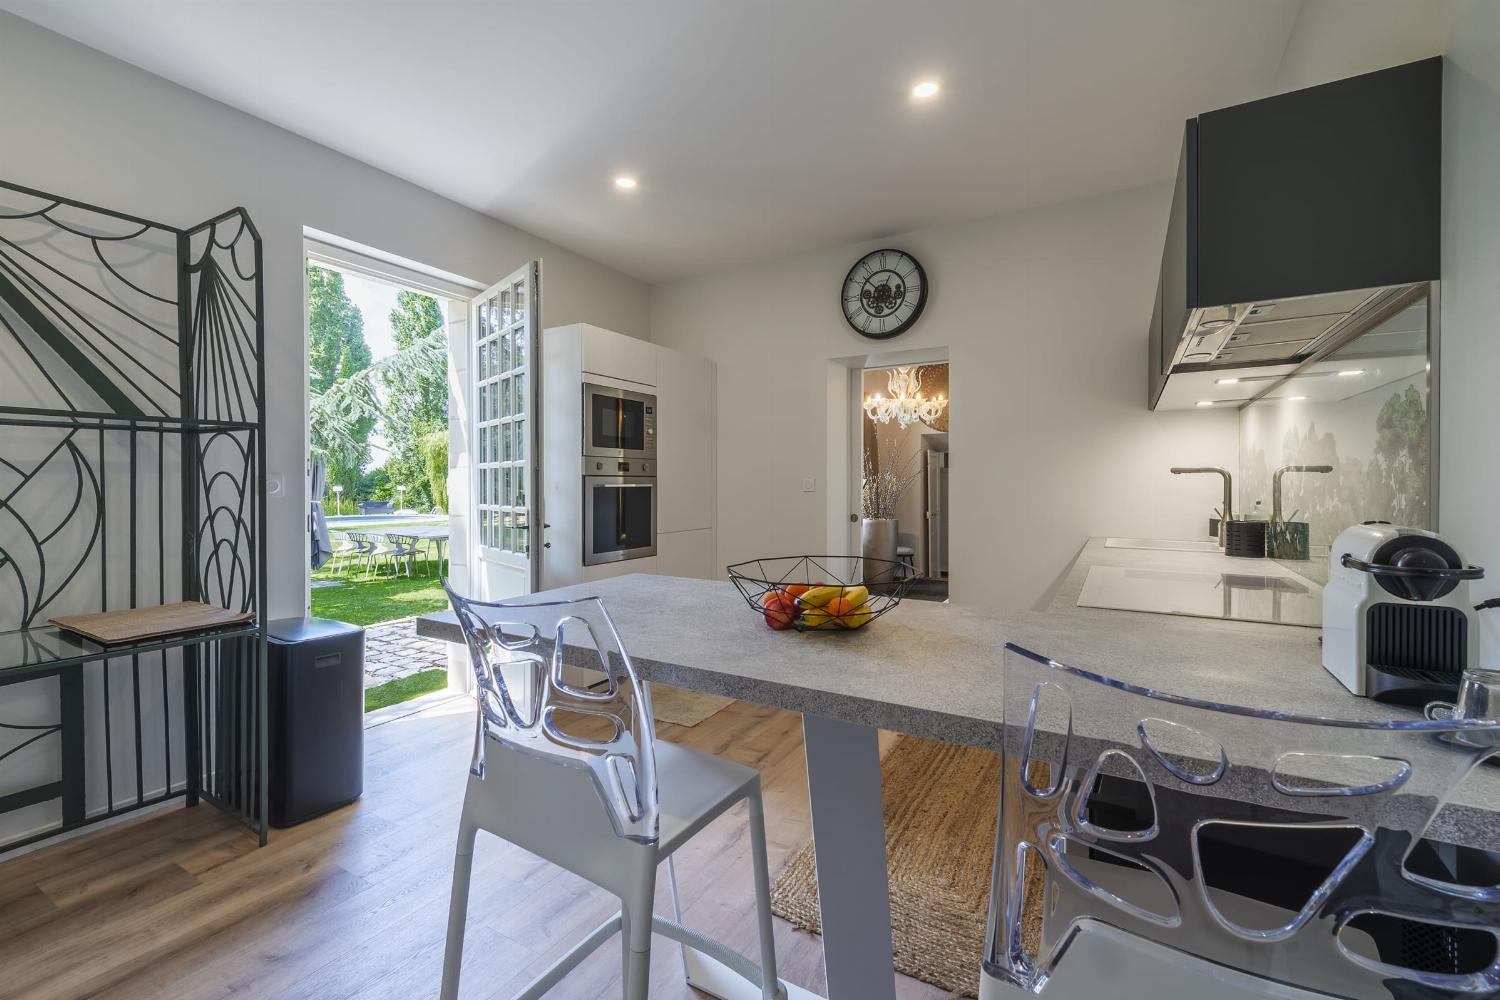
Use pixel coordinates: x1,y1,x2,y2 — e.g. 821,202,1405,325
837,346,950,564
299,231,484,615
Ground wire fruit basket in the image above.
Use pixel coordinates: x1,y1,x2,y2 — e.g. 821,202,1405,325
727,555,918,632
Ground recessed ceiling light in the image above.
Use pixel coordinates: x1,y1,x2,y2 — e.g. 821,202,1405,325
1195,400,1215,407
1336,369,1365,377
912,80,940,99
614,176,638,190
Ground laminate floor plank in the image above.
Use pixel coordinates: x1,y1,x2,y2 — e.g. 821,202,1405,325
0,696,949,1000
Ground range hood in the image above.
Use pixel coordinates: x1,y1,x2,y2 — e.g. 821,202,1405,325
1149,58,1441,410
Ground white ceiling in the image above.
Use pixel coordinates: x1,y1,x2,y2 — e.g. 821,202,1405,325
2,0,1310,282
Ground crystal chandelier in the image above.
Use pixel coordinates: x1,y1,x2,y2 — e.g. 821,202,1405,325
863,366,947,429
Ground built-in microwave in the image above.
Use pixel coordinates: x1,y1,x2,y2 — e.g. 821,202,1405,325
583,382,656,462
583,474,657,565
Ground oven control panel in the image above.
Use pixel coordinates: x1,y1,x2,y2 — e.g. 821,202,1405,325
589,458,654,475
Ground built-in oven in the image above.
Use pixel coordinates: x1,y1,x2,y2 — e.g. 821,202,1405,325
583,472,657,566
583,382,656,462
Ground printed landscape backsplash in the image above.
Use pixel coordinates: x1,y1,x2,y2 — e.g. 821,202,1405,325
1239,374,1429,583
1238,293,1432,583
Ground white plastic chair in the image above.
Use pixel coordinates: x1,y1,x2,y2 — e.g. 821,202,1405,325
439,584,787,1000
385,532,421,577
981,643,1500,999
327,532,359,574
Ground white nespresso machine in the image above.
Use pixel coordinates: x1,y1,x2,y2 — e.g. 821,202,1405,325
1322,523,1485,705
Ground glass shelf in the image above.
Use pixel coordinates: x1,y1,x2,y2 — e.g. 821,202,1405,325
0,406,260,435
0,622,261,683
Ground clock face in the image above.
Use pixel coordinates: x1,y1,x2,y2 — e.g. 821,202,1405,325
841,249,927,340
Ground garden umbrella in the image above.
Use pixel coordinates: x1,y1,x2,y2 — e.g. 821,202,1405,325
309,458,333,569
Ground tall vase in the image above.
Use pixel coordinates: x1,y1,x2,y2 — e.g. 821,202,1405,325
861,517,898,584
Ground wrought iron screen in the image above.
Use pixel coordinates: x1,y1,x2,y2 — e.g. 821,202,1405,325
0,180,268,851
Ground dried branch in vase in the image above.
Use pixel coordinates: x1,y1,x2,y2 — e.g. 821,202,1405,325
862,447,922,520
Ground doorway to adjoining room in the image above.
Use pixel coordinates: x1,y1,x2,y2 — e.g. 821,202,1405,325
861,362,949,601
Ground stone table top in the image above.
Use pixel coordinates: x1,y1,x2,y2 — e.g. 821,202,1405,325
417,540,1500,851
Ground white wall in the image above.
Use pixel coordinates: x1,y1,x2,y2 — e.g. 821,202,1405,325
1441,0,1500,654
0,11,650,620
1273,0,1449,93
649,184,1240,612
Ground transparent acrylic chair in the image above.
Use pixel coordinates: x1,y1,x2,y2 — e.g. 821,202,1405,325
982,643,1500,1000
440,584,787,1000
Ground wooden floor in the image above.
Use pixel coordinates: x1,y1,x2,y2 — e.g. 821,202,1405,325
0,696,949,1000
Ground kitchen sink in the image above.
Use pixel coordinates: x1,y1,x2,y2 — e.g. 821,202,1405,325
1105,537,1222,553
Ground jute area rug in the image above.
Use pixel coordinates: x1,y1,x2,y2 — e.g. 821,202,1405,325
771,735,1041,998
650,684,735,728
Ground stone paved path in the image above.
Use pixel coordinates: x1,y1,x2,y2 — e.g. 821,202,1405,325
363,616,449,689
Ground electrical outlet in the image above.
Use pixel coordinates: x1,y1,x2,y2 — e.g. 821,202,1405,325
801,477,816,493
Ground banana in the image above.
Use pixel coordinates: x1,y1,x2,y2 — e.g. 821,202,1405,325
837,602,875,629
796,586,843,609
800,607,836,629
840,585,869,607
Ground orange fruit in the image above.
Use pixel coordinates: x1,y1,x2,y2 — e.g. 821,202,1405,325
761,591,797,630
825,595,855,625
783,583,823,600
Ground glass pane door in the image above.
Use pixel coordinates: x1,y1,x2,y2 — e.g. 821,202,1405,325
472,261,540,589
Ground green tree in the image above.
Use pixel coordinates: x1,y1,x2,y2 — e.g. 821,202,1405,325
306,267,373,495
421,430,449,512
380,291,448,509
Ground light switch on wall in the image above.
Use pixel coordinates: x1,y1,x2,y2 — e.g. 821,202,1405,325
266,474,286,498
801,477,816,493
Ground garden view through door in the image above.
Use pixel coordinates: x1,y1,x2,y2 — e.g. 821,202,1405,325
473,261,542,599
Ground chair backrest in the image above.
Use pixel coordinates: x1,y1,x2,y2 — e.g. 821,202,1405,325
343,531,374,552
986,643,1500,998
442,582,659,844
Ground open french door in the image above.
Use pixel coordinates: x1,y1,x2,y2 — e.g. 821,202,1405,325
471,261,542,598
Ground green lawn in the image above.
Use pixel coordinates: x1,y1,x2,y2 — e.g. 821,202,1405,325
310,559,449,626
365,669,448,713
313,525,453,713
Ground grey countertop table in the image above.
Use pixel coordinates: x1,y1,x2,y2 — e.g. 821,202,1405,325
417,539,1500,999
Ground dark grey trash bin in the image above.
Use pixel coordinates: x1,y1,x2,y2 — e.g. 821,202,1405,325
267,617,365,828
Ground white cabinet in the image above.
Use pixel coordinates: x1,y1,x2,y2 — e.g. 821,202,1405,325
656,349,714,533
583,557,658,583
657,528,717,580
581,324,656,387
538,323,715,592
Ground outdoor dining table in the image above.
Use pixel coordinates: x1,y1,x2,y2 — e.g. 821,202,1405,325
331,524,449,575
386,524,450,574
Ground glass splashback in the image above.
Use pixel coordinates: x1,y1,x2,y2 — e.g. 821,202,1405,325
1238,288,1433,583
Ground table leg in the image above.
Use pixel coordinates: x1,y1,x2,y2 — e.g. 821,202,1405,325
673,714,894,1000
801,713,896,1000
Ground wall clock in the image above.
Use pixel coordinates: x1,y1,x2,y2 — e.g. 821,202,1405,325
841,249,927,339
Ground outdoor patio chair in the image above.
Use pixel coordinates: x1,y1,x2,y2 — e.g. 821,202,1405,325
439,585,786,1000
362,533,400,579
328,532,360,574
385,533,421,577
340,531,378,577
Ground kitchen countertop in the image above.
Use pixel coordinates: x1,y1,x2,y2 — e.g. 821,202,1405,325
418,539,1500,851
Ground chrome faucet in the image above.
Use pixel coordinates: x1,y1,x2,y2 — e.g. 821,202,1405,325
1271,465,1333,522
1171,467,1233,545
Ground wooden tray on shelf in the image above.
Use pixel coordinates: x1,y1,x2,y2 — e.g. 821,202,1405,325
49,602,255,645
